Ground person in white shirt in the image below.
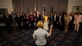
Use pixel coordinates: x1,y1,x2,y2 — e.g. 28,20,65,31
33,21,53,46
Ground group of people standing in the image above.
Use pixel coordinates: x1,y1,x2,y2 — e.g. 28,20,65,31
1,10,81,32
32,11,81,46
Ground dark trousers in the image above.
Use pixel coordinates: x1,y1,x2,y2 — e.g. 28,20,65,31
69,22,74,31
29,21,34,28
17,23,22,30
26,22,29,28
5,23,12,32
61,22,65,30
49,21,54,29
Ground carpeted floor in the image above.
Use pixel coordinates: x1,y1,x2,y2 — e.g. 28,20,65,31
0,23,82,46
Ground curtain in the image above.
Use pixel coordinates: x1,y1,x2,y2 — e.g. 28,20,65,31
12,0,68,13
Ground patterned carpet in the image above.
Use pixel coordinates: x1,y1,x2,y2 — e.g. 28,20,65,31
0,23,82,46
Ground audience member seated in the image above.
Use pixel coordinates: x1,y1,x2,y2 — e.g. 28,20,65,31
33,21,53,46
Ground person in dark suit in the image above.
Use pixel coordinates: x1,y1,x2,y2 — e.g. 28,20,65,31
10,12,16,30
55,12,60,29
36,11,41,21
5,13,12,32
33,11,37,28
41,11,45,22
59,12,63,30
50,13,54,24
15,13,22,30
29,12,34,28
53,12,57,29
19,13,24,30
22,12,26,29
61,10,66,30
26,13,29,29
36,11,42,27
61,12,65,31
49,12,54,29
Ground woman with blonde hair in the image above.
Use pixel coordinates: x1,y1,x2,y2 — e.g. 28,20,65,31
33,21,53,46
64,13,70,32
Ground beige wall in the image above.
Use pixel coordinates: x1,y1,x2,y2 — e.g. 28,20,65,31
67,0,82,13
0,0,13,13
